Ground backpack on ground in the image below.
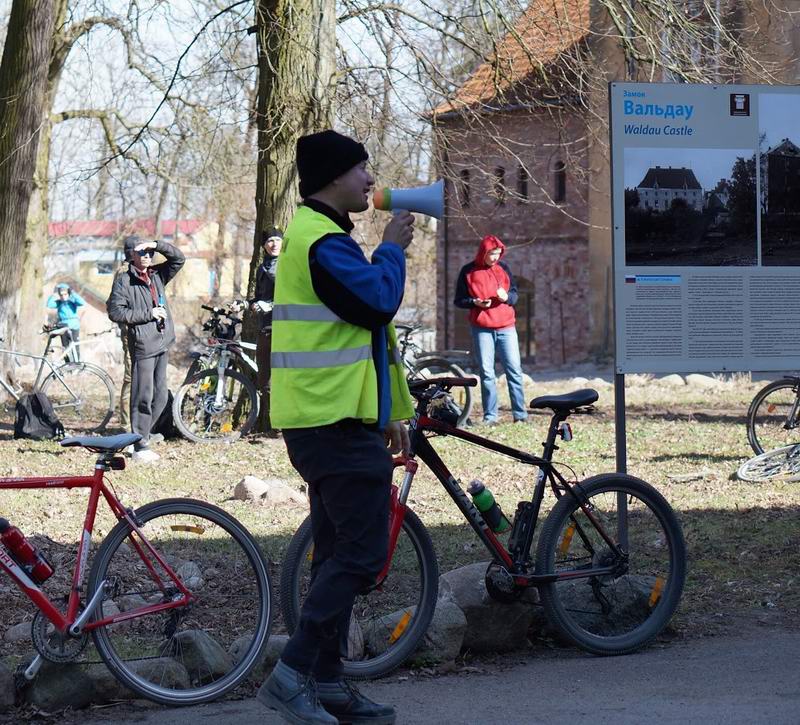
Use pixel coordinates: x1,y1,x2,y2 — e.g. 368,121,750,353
14,392,65,441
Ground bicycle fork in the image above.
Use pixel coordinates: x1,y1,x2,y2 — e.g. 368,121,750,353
375,457,417,583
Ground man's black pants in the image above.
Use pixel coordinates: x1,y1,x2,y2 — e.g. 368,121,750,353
280,420,392,681
130,351,169,448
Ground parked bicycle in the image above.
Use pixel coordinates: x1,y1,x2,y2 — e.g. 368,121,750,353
280,377,686,678
0,326,115,433
173,302,259,443
745,376,800,455
0,433,272,705
396,323,473,427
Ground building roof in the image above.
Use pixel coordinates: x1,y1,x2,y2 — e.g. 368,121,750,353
432,0,591,115
637,167,702,190
49,219,205,239
768,138,800,157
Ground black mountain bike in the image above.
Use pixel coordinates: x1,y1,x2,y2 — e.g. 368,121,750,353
280,378,686,679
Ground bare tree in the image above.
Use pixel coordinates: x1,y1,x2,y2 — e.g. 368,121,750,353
0,0,56,353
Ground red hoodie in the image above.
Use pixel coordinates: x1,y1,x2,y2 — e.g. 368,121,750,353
465,235,515,329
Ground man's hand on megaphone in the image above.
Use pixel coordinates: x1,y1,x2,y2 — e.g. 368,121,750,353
382,210,415,250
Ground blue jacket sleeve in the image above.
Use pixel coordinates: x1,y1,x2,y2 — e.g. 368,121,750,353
501,262,519,307
310,234,406,329
70,292,86,307
454,264,474,309
46,295,57,309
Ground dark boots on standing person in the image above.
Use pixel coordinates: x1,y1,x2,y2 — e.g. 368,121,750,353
257,660,337,724
317,679,396,724
257,659,397,724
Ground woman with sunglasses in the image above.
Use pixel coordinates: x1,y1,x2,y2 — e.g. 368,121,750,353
106,235,185,462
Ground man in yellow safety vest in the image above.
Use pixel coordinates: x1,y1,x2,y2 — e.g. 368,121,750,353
258,129,414,725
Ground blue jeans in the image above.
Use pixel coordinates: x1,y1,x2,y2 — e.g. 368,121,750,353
470,325,528,422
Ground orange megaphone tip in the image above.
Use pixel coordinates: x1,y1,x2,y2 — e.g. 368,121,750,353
373,188,391,210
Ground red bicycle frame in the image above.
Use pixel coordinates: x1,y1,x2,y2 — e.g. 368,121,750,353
0,460,193,636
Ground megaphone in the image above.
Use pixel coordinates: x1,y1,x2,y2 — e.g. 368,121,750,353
373,179,444,220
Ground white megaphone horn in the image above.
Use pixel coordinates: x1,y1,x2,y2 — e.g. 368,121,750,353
373,179,444,219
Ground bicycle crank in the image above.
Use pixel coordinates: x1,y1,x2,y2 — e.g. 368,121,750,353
31,610,89,663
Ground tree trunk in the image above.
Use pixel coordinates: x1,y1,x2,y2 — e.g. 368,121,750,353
0,0,56,358
17,0,68,355
249,0,336,432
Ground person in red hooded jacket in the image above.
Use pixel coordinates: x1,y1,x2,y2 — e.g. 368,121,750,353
454,235,528,425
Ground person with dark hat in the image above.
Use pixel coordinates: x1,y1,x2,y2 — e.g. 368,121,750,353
106,235,185,463
250,227,283,431
257,130,414,725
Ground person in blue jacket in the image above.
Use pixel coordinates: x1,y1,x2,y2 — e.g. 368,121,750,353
46,283,85,362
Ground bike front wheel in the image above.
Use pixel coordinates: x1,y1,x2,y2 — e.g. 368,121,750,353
173,368,258,443
280,506,438,680
746,378,800,455
410,357,473,427
535,474,686,656
88,498,272,706
737,444,800,482
41,362,115,432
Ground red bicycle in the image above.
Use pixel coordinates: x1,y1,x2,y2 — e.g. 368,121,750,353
281,378,686,679
0,433,271,705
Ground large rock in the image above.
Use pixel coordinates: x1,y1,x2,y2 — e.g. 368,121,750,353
550,575,658,639
233,476,307,506
438,562,534,653
685,373,718,389
414,598,466,664
167,630,233,684
659,374,685,387
361,599,465,666
3,621,30,643
0,661,14,709
23,658,188,709
230,633,289,682
26,661,95,710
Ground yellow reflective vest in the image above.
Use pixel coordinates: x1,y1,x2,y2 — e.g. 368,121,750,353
270,205,414,429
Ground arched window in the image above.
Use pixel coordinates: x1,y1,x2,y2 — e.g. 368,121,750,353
459,169,470,208
493,166,506,205
553,160,566,203
517,165,529,202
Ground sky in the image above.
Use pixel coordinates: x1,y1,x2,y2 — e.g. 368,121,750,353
759,93,800,151
623,147,753,191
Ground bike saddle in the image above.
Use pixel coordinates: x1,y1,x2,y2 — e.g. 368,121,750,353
60,433,142,452
529,388,598,413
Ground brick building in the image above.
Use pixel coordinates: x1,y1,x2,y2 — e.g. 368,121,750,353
432,0,592,368
432,0,800,368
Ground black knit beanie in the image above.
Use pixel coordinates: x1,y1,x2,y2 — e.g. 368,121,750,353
296,130,368,198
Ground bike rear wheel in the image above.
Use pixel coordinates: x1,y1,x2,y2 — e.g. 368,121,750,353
410,357,473,427
737,444,800,482
746,378,800,455
88,498,272,705
173,368,258,443
280,507,438,680
535,474,686,656
41,362,115,432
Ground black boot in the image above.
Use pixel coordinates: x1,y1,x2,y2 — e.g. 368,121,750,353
257,660,338,724
317,679,396,724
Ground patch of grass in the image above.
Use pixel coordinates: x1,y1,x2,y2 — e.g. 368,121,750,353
0,374,798,673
